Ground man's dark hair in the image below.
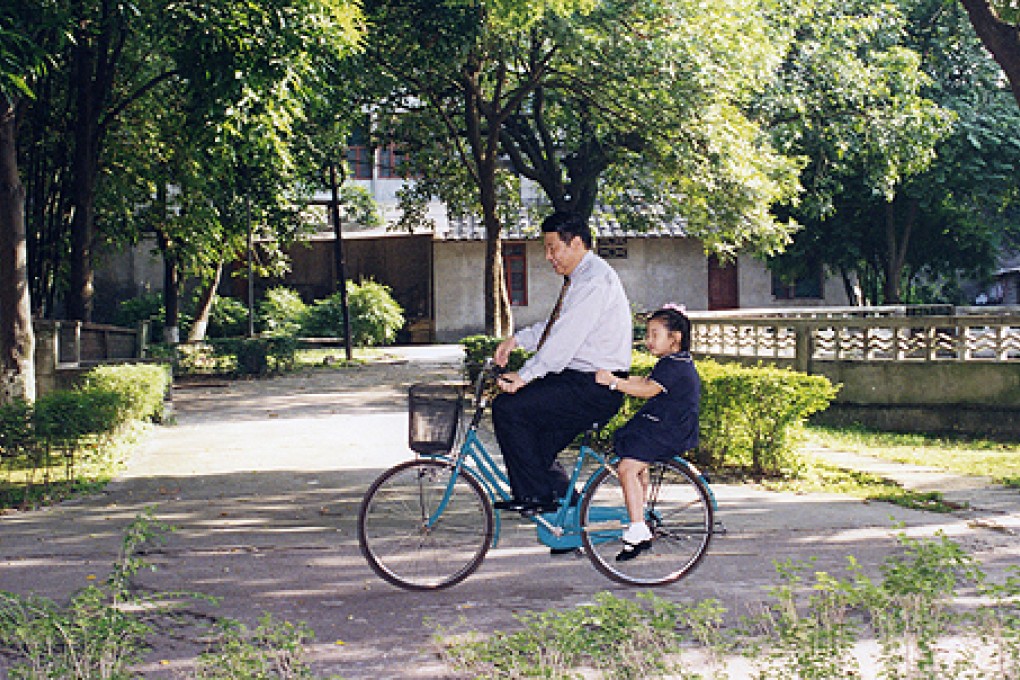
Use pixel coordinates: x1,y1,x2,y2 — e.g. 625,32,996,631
648,307,692,352
541,212,593,249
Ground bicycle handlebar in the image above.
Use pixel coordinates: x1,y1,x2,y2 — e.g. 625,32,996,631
473,357,505,406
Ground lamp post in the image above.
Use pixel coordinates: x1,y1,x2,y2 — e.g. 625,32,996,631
246,191,255,338
329,161,353,361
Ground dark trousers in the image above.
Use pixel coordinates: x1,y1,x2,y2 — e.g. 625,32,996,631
492,369,623,501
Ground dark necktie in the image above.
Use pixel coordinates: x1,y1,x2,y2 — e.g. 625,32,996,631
537,276,570,351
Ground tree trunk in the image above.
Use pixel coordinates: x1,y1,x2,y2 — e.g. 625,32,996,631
882,199,917,304
0,97,36,403
959,0,1020,107
66,41,102,321
463,62,511,337
188,261,223,342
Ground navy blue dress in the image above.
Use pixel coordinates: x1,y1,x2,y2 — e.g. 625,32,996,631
613,352,700,462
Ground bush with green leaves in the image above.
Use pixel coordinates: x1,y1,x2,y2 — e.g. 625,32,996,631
0,364,171,509
301,279,404,346
697,360,839,476
113,291,167,341
207,295,251,338
258,286,308,337
208,337,300,377
79,363,171,425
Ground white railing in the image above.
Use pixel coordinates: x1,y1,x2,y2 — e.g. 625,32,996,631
687,306,1020,366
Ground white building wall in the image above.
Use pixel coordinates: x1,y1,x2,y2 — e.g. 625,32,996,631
434,237,837,341
738,255,851,308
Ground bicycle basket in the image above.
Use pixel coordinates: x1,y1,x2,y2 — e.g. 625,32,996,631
408,383,463,454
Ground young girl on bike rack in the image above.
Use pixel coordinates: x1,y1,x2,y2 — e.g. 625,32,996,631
595,304,700,561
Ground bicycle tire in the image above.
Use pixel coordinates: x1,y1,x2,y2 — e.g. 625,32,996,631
579,458,713,587
358,458,493,591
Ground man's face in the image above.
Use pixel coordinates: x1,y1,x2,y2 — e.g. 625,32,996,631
543,232,586,276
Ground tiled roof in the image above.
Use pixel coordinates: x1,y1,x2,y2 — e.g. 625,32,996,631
437,213,688,241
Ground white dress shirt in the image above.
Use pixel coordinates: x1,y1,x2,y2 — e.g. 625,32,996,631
514,251,632,383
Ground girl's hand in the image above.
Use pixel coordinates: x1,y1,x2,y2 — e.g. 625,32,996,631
595,369,614,386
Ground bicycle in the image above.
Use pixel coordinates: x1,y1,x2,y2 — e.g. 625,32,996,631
357,359,717,590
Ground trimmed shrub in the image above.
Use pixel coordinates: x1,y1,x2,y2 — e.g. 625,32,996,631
695,360,839,476
210,336,299,377
0,399,34,461
34,389,124,442
79,363,172,424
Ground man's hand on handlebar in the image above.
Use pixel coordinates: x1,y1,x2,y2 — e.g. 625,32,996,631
496,371,526,393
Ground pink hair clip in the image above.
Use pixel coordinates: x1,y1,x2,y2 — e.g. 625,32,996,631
662,302,687,314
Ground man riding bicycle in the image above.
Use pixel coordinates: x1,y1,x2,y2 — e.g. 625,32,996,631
491,212,632,515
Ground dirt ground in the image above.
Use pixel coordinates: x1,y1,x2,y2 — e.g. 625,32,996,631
1,346,1017,678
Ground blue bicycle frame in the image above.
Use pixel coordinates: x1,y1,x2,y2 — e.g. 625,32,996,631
418,378,718,551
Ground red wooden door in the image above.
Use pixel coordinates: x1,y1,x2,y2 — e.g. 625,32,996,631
708,255,739,310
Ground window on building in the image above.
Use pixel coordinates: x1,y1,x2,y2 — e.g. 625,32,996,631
378,144,407,179
346,123,373,179
503,242,527,306
597,237,628,259
346,146,373,180
771,265,824,300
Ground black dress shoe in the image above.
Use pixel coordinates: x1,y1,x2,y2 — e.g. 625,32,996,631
549,547,579,556
615,538,653,562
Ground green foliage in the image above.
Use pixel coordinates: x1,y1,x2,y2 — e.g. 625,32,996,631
0,365,170,510
440,591,721,680
301,280,404,347
114,292,167,342
346,279,404,346
0,510,196,679
0,510,331,679
209,337,300,377
258,286,308,337
33,389,124,443
79,364,172,424
459,334,530,381
441,534,1020,678
193,614,324,680
696,360,839,477
206,296,250,338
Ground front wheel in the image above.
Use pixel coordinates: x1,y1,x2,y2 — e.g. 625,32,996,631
358,459,493,590
580,459,713,586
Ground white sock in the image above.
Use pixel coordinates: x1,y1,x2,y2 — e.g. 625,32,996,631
623,521,652,543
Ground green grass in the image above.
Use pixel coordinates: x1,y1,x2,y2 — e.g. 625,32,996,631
805,424,1020,488
759,456,963,513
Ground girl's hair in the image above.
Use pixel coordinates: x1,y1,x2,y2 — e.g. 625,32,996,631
648,307,691,352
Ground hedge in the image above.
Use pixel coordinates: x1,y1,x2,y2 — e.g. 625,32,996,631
0,363,172,507
460,336,839,477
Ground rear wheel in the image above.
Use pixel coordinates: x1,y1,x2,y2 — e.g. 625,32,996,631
580,459,713,586
358,459,492,590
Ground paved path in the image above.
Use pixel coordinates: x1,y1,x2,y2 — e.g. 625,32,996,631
1,346,1018,678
